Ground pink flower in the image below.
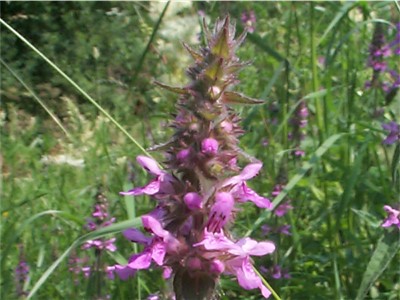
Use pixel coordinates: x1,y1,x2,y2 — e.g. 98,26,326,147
120,156,176,197
382,205,400,228
113,215,183,279
221,163,272,209
227,257,272,298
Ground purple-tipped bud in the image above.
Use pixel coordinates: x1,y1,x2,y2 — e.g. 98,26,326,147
177,148,191,161
184,192,203,211
210,259,225,274
187,257,202,270
201,138,219,155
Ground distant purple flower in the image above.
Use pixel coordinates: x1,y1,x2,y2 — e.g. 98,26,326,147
382,122,399,145
382,205,400,228
274,201,293,217
277,225,291,235
261,265,291,280
15,259,29,297
241,10,256,33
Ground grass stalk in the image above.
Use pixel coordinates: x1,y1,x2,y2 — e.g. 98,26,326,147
0,18,152,159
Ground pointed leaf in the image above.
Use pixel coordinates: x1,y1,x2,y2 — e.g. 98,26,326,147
355,231,400,300
211,17,230,59
154,80,188,95
204,57,224,81
222,91,264,105
182,42,202,61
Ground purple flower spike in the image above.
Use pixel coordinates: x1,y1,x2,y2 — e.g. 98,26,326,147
382,122,400,145
113,16,281,299
201,138,219,155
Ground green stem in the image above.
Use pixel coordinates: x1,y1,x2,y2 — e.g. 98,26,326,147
0,18,153,159
125,1,170,101
310,3,324,142
254,266,282,300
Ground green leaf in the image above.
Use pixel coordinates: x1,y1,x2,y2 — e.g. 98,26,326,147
154,80,188,95
211,16,230,59
182,42,202,61
355,231,400,300
222,91,264,105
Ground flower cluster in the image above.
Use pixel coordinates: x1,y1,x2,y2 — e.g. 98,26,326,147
114,16,277,299
381,121,399,145
365,23,400,95
289,101,309,157
241,10,256,33
69,191,116,291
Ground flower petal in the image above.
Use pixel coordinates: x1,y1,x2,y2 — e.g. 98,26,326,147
142,215,168,238
123,228,151,244
128,251,152,269
120,179,161,196
137,155,162,175
114,264,136,280
151,241,166,266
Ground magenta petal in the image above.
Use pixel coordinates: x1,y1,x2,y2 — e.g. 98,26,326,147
119,179,160,196
239,184,272,209
114,264,136,280
260,283,272,298
236,257,260,290
128,251,152,269
151,242,166,266
123,228,151,244
142,215,168,238
163,266,172,279
194,230,234,250
239,163,263,181
136,155,162,175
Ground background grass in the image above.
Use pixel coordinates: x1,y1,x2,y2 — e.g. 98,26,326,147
1,2,399,299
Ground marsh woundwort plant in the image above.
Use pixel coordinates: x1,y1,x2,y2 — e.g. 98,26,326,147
113,16,277,299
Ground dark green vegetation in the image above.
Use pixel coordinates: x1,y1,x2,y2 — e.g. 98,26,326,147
1,2,399,299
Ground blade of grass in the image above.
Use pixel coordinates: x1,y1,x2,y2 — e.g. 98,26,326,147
27,217,142,299
0,18,152,159
0,58,73,141
318,2,356,45
253,266,282,300
126,1,170,96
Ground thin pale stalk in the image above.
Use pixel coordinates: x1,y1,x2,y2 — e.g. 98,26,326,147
253,266,282,300
1,58,73,141
0,18,153,159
